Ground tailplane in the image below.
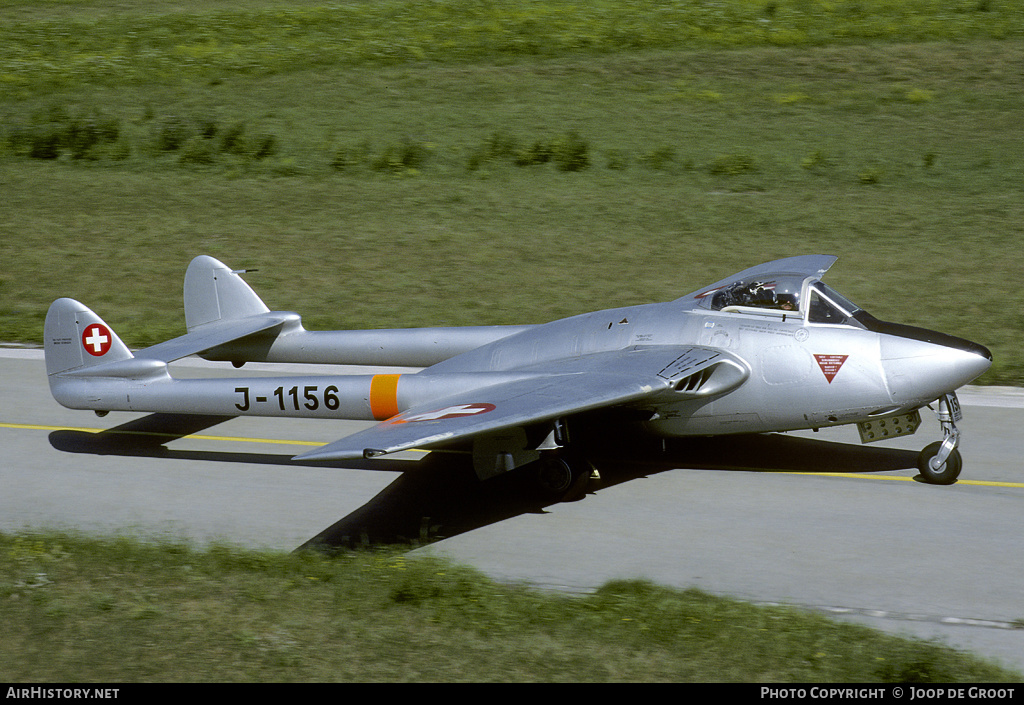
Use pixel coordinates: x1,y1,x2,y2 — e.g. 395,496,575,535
44,298,134,376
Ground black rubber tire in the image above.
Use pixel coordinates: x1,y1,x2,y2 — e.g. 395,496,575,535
916,441,962,485
535,452,592,502
536,455,574,494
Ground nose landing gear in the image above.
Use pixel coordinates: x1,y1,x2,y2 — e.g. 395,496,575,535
917,392,963,485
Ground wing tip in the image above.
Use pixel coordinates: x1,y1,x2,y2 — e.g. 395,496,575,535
292,445,371,462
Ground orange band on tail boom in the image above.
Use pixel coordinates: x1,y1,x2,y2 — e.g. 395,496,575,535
369,374,401,420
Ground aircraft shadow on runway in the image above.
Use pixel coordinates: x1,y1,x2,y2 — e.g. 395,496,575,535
47,413,414,473
48,413,920,552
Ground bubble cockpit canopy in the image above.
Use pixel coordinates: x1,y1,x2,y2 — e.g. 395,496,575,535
709,276,803,312
702,274,865,327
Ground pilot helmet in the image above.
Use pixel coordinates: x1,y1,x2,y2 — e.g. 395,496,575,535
745,281,777,307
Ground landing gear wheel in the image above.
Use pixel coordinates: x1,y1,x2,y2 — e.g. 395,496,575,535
536,456,574,494
535,453,592,502
916,441,962,485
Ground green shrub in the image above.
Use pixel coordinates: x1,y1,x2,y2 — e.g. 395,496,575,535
331,144,364,171
26,126,63,160
371,138,429,173
466,131,518,170
482,131,518,161
551,131,590,172
219,122,247,155
67,115,121,161
178,135,217,165
154,116,193,152
800,149,831,172
640,145,676,170
708,153,758,176
249,134,278,161
514,140,554,166
4,107,122,161
858,167,883,185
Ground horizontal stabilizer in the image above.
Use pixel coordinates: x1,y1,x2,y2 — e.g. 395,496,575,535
134,312,297,364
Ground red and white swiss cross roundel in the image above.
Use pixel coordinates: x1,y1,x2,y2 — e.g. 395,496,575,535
390,403,496,425
82,323,113,357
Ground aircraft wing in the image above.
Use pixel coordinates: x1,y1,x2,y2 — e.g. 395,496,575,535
294,345,748,462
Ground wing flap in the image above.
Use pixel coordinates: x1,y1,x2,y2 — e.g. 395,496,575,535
295,345,747,462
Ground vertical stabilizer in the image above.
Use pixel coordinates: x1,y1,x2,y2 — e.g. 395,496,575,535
183,255,270,331
44,298,134,376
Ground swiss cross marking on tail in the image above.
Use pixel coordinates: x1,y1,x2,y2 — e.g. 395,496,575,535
82,324,112,357
814,354,848,383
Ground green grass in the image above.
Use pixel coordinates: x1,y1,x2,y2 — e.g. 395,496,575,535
2,0,1021,93
1,1,1022,387
1,531,1018,682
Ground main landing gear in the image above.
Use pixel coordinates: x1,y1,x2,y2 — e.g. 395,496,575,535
535,450,594,502
916,392,963,485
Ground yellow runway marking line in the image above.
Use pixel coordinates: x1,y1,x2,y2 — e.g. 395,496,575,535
776,470,1024,489
776,471,915,482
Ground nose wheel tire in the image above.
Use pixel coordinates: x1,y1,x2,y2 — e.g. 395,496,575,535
916,441,962,485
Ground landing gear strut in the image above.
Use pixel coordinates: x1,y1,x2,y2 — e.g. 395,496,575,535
917,392,963,485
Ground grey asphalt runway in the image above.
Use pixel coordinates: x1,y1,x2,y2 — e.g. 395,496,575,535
2,348,1023,674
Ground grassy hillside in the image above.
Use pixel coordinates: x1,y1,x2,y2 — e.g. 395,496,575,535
2,0,1021,90
3,1,1022,380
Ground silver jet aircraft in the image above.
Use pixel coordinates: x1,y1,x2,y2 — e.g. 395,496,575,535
44,254,991,493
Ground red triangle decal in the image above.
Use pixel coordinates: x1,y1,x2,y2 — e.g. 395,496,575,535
814,354,849,383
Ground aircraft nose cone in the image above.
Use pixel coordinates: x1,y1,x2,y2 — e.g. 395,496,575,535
955,342,993,383
965,340,993,364
881,334,992,404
